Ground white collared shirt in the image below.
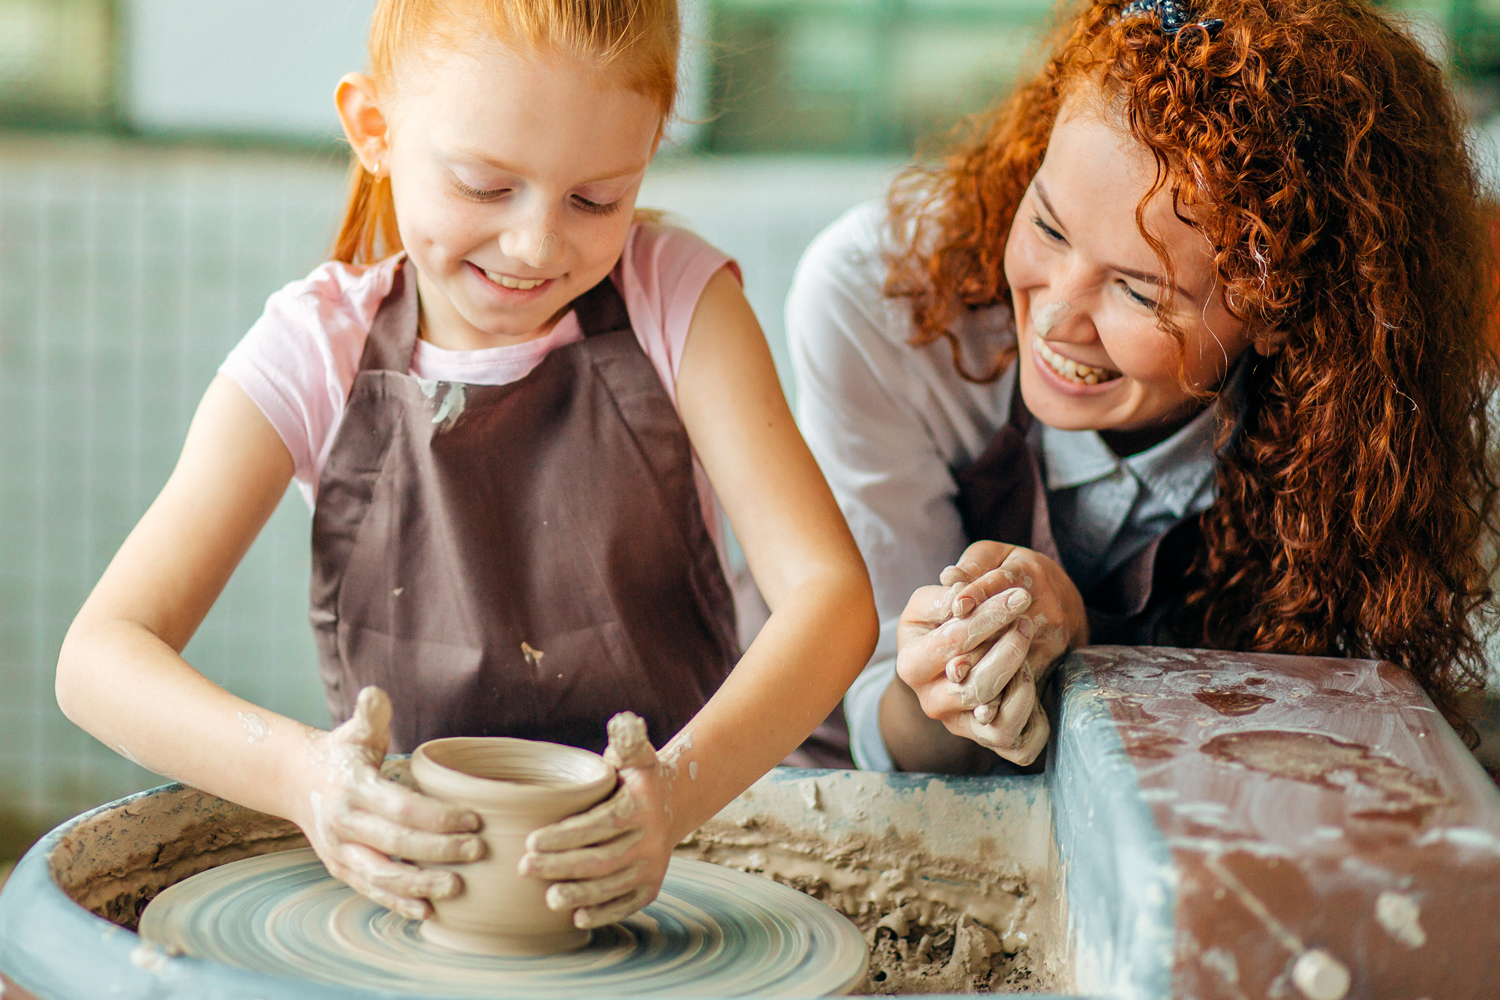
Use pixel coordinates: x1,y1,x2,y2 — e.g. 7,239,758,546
787,201,1238,771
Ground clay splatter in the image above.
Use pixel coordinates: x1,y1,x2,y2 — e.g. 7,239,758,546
1194,688,1275,717
1032,301,1071,335
238,712,270,744
1375,891,1426,948
1200,730,1450,820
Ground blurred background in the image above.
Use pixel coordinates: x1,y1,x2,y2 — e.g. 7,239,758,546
2,0,1498,873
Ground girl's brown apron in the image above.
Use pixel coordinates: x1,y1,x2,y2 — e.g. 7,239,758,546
308,260,739,755
955,390,1202,646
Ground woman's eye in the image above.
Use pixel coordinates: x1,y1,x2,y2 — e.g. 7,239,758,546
572,194,622,217
1031,215,1065,243
1119,280,1158,309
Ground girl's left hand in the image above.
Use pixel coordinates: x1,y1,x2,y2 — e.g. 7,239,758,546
518,713,675,929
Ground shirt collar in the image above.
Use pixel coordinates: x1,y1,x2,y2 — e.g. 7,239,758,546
1039,355,1251,515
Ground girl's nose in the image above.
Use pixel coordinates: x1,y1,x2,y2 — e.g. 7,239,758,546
500,214,562,269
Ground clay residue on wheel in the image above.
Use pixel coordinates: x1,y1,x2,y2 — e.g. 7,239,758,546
677,816,1050,994
48,787,305,930
1201,730,1451,821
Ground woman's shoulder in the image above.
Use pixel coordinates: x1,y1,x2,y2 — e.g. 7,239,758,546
788,200,912,353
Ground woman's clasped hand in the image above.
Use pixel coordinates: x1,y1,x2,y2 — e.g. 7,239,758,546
896,542,1086,766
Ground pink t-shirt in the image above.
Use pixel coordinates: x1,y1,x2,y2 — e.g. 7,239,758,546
221,221,736,535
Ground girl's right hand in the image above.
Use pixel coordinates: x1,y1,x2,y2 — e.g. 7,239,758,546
296,686,486,920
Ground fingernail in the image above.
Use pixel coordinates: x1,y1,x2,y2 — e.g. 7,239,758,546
461,813,482,832
1006,589,1030,611
946,656,971,683
462,837,486,862
1017,617,1036,639
955,595,977,617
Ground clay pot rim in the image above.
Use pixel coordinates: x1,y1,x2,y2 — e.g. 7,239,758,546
412,736,616,803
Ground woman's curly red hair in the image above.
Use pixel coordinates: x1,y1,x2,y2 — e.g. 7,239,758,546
886,0,1500,738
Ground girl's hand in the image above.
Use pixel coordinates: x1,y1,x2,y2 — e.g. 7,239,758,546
519,713,674,929
298,686,485,920
895,542,1087,765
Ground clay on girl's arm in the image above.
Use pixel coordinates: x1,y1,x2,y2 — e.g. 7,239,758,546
878,675,1004,774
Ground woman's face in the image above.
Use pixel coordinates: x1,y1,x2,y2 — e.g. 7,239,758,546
1003,96,1256,434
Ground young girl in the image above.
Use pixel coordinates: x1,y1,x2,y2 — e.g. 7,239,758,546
56,0,877,927
788,0,1497,773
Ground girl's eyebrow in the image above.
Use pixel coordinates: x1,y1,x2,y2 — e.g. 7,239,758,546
449,147,648,185
1033,176,1200,306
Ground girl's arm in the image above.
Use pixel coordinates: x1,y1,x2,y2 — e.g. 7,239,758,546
520,267,879,926
56,375,482,919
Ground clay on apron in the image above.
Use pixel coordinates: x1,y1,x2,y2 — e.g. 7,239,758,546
954,390,1201,646
309,259,739,755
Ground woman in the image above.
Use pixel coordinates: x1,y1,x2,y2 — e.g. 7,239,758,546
788,0,1498,772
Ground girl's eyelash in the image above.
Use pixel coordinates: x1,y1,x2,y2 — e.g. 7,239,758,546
573,195,622,216
455,180,507,201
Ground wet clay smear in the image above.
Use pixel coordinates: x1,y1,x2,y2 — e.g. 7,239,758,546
677,818,1049,994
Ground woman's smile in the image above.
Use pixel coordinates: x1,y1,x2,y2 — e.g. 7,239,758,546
1032,335,1120,387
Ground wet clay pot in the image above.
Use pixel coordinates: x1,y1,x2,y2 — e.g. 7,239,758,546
410,737,617,956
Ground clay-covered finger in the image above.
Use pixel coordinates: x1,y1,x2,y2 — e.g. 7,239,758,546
963,616,1035,705
945,652,975,684
958,590,1032,654
995,702,1051,766
938,565,972,588
944,541,1017,589
520,828,643,880
573,885,655,929
603,712,659,771
544,862,646,911
341,842,455,912
973,699,999,726
352,877,430,922
354,772,481,834
985,668,1038,749
336,806,485,864
335,686,393,750
525,787,637,852
950,567,1024,619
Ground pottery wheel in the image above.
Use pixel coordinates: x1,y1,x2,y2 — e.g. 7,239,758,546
139,848,868,997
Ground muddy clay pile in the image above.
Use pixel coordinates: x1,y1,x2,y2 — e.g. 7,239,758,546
676,817,1050,994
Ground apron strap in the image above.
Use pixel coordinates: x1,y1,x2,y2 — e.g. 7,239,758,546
358,257,421,375
572,271,631,339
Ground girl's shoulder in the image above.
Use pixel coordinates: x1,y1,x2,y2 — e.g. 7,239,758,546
614,217,737,386
264,255,405,344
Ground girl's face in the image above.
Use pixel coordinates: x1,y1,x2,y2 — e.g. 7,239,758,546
1003,97,1257,436
357,41,662,347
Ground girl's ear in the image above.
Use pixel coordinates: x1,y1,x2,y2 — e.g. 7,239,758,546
335,73,390,175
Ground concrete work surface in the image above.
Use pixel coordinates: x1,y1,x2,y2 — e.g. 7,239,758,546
1,646,1497,999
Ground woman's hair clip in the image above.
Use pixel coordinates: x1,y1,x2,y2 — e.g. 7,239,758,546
1121,0,1225,38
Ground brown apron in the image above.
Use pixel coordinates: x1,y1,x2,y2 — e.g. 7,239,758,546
954,389,1201,646
309,260,739,755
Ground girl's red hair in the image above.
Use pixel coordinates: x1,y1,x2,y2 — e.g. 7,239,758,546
887,0,1500,739
332,0,681,266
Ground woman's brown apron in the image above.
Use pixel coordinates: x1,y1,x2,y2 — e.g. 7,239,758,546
955,390,1201,646
308,260,740,755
